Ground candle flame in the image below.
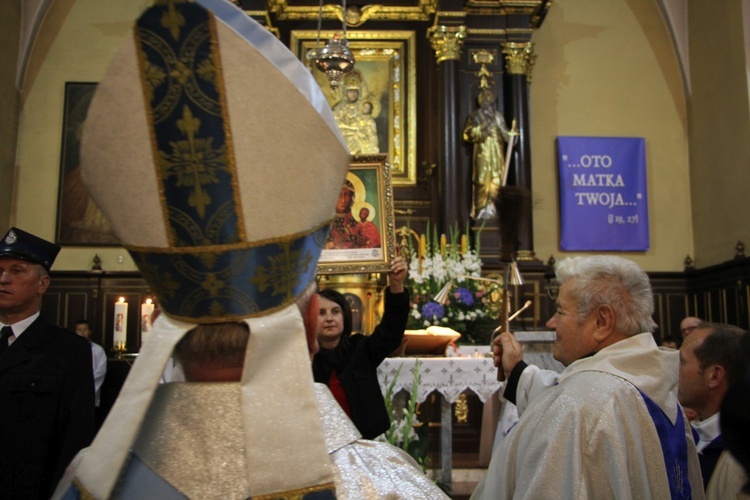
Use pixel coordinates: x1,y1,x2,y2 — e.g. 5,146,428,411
118,297,125,303
145,298,153,305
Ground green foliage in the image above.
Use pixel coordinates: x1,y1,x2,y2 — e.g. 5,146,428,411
381,361,427,468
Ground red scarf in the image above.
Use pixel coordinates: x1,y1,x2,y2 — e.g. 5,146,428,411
327,370,352,418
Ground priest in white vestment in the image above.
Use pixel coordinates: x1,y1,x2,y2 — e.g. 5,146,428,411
472,255,704,499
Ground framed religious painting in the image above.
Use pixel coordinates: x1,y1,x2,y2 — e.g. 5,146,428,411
56,82,120,246
317,154,397,275
291,30,417,186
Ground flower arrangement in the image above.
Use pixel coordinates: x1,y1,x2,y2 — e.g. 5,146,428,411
401,224,498,344
380,361,425,466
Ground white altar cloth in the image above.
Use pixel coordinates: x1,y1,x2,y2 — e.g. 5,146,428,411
375,333,562,493
377,356,501,404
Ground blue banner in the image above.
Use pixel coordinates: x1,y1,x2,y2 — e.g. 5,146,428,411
557,137,649,251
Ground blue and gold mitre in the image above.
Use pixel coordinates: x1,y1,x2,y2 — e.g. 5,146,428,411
80,0,349,323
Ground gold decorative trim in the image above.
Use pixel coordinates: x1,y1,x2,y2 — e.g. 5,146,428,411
454,393,469,423
434,11,468,20
516,249,537,261
483,271,506,318
393,208,416,216
268,0,437,23
501,41,536,80
466,27,534,37
465,0,546,14
242,10,280,38
395,200,432,207
470,49,497,66
469,50,498,89
209,14,247,242
71,478,95,500
252,481,337,500
427,25,467,63
124,218,333,254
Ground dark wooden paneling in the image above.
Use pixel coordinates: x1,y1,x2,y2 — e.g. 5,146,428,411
649,271,689,342
688,257,750,328
41,271,152,352
42,258,750,349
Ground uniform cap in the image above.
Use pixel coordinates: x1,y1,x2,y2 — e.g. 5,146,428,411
0,227,60,271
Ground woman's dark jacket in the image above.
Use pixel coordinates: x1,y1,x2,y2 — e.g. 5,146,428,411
313,288,410,439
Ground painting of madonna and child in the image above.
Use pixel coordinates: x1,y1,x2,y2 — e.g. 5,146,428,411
318,155,396,275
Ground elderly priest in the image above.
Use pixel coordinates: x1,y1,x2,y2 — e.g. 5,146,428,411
473,256,704,499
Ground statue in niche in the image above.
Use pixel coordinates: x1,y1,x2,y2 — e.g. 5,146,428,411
463,88,512,220
333,70,380,155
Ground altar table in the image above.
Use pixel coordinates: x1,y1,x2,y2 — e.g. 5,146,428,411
376,333,562,493
377,356,502,492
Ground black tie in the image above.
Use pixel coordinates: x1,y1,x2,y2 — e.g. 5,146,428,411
0,326,13,356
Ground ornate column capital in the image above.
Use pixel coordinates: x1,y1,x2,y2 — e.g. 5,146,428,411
427,25,467,64
501,42,537,81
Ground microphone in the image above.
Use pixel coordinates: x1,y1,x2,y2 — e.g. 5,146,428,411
494,300,533,381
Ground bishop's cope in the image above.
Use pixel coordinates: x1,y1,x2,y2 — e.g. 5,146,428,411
52,1,447,499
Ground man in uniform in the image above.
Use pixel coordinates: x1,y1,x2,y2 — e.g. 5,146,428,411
74,320,107,416
0,227,95,499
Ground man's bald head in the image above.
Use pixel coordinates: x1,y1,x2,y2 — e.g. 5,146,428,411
680,316,701,340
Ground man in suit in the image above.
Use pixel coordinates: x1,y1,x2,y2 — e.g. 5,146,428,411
74,319,107,428
678,321,748,490
0,227,95,499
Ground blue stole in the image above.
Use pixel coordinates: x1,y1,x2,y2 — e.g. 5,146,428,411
692,427,724,489
639,390,692,499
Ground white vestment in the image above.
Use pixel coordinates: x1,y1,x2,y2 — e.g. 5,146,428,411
55,383,448,499
90,341,107,407
472,333,704,499
707,451,750,500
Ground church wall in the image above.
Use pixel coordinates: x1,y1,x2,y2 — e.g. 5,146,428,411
687,0,750,268
528,0,692,272
15,0,144,271
13,0,739,274
0,1,22,228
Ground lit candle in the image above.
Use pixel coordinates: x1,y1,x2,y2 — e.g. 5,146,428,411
419,235,426,259
440,234,447,256
461,234,467,255
141,298,155,346
114,297,128,350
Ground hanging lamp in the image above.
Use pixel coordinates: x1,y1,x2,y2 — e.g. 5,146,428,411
308,0,355,94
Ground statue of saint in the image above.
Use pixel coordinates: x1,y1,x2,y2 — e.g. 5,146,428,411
333,71,380,155
463,88,511,219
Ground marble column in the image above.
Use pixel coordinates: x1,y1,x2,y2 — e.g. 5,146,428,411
500,42,537,261
428,25,466,235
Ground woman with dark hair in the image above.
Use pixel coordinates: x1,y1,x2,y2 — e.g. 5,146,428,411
312,256,409,439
